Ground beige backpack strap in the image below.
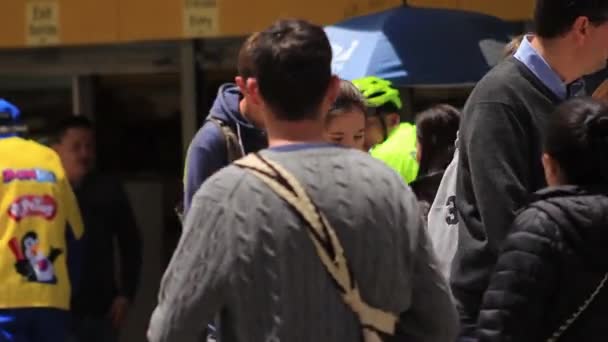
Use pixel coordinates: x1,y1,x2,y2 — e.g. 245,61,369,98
207,117,244,162
235,154,397,341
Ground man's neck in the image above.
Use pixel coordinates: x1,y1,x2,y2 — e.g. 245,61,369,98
240,99,261,128
69,170,92,189
265,119,326,148
531,36,582,84
388,123,400,137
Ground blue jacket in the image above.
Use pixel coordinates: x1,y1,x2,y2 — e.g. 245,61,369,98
183,84,267,214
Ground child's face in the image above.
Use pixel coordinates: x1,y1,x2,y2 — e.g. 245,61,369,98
325,109,366,151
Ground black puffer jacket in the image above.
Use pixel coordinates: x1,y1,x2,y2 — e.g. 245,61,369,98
477,185,608,342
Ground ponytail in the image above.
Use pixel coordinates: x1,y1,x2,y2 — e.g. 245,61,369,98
545,98,608,185
585,114,608,183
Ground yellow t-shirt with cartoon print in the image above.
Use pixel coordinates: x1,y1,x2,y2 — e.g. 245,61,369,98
0,137,84,310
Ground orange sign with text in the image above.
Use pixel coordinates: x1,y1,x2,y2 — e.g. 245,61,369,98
0,0,532,49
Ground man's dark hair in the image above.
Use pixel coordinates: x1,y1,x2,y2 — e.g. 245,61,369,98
376,103,401,117
237,32,260,79
251,19,333,121
534,0,608,39
415,104,461,175
51,115,94,144
545,97,608,184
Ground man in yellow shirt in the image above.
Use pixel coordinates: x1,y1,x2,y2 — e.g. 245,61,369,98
352,77,419,183
0,99,84,342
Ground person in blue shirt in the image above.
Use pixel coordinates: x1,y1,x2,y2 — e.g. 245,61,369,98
452,1,608,340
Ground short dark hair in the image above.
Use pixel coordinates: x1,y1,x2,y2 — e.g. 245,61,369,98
251,19,333,121
51,115,94,144
545,97,608,185
326,80,366,123
534,0,608,39
415,104,461,175
375,103,401,117
237,32,260,79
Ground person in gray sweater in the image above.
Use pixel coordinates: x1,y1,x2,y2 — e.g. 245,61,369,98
148,19,457,342
453,2,608,339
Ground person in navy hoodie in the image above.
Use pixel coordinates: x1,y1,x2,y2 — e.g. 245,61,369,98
183,33,267,215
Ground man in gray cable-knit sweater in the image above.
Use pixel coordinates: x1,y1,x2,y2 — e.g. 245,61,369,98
148,19,458,342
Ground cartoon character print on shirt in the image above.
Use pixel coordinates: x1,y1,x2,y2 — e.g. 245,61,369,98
8,232,62,284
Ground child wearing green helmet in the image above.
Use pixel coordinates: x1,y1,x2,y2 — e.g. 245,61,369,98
352,76,419,183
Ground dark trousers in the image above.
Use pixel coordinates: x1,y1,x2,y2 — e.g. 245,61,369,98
0,308,68,342
68,316,117,342
453,292,480,342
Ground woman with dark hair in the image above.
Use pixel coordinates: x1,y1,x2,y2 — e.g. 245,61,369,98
477,97,608,342
324,80,367,150
410,104,460,217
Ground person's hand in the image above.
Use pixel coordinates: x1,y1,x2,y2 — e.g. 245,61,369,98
109,296,130,330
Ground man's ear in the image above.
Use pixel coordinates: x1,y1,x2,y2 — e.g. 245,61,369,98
387,112,401,127
245,78,264,107
326,76,340,105
572,16,591,45
317,76,340,118
235,76,247,94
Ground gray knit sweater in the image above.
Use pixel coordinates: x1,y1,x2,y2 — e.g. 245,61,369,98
148,146,458,342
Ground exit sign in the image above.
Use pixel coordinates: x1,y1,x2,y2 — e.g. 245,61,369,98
26,0,60,46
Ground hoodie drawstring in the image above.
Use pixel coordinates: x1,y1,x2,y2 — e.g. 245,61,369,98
236,123,246,156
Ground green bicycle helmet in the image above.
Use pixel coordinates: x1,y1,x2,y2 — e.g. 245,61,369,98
352,76,402,110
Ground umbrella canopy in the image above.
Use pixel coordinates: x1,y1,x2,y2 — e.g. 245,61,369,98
325,6,518,86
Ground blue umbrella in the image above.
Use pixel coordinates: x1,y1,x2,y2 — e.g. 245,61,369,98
326,6,518,86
